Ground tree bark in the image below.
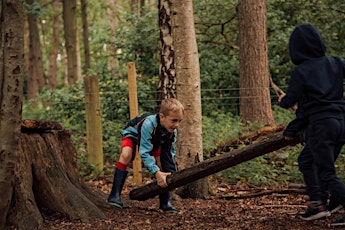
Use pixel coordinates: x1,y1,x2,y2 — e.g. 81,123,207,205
81,0,91,72
238,0,275,126
6,125,107,229
63,0,79,85
157,0,176,105
0,1,24,229
26,0,45,99
129,132,298,201
48,0,61,90
172,0,208,199
107,0,119,75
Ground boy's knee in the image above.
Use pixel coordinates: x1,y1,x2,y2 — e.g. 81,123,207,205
119,150,134,164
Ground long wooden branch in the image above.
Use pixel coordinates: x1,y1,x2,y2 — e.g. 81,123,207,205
206,125,285,157
130,131,298,201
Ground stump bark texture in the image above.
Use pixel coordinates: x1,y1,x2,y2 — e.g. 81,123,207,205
6,120,107,229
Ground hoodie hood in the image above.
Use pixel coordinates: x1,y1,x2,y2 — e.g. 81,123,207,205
289,23,326,65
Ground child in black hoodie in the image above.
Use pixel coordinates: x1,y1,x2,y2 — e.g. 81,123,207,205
279,23,345,225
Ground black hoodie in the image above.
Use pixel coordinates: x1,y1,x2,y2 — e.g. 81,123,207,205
279,23,345,122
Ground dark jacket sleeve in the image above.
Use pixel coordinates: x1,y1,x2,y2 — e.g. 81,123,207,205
279,69,304,109
283,117,307,138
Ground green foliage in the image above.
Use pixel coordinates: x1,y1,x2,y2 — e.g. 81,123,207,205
194,0,240,116
23,73,159,175
202,112,240,152
22,0,345,184
115,12,160,77
23,1,48,19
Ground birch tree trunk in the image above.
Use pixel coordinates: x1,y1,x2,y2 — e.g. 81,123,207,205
238,0,276,126
157,0,176,103
171,0,208,198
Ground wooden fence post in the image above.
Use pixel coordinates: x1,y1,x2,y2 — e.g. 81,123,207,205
84,76,104,175
128,62,142,184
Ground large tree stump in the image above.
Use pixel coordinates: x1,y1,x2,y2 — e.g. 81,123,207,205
6,120,107,229
130,131,298,201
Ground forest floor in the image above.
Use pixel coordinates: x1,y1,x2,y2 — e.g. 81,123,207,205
36,173,345,230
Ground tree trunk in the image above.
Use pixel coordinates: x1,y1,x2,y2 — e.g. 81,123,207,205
6,123,107,229
157,0,176,103
171,0,208,198
107,0,119,75
129,132,297,201
63,0,79,85
26,0,45,99
0,1,24,229
238,0,275,126
48,0,61,90
81,0,91,73
130,0,139,15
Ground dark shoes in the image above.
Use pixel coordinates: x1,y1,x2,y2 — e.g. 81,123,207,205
160,204,178,213
107,168,128,209
299,201,331,221
159,192,178,213
331,217,345,226
107,199,124,209
328,196,343,214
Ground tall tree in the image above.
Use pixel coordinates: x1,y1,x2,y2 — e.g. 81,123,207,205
107,0,119,75
63,0,80,85
157,0,176,102
238,0,275,126
48,0,61,90
81,0,91,73
171,0,208,198
130,0,138,15
0,0,24,228
26,0,45,99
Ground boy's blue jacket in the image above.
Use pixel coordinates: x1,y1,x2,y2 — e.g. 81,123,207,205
279,23,345,122
121,113,176,174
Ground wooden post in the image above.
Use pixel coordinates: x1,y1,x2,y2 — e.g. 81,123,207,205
84,76,104,175
128,62,142,184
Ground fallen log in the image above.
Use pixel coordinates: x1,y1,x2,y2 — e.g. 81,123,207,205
129,131,298,201
206,125,285,157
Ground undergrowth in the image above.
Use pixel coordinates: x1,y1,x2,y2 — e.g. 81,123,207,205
22,90,345,187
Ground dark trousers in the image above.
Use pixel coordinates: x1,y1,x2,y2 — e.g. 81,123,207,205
160,142,176,173
306,117,345,206
298,142,328,202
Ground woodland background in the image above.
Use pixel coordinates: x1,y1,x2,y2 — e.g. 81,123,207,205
20,0,345,184
2,0,345,229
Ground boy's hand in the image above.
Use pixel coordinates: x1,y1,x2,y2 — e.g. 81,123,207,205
155,171,171,188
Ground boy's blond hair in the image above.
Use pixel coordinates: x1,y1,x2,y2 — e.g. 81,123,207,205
159,98,185,116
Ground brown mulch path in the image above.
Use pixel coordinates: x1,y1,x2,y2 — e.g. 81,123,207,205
39,174,343,230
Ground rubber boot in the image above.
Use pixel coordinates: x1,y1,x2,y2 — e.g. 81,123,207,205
159,191,178,213
107,168,128,209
